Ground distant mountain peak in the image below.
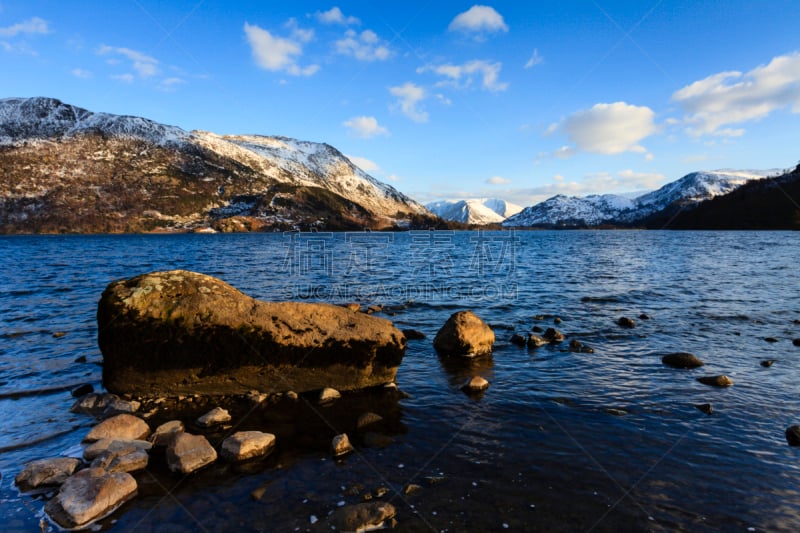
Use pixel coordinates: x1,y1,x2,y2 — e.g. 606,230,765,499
426,198,522,225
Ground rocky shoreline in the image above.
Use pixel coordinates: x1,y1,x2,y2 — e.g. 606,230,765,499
13,270,800,530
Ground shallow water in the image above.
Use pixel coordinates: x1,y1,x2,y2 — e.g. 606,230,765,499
1,231,800,532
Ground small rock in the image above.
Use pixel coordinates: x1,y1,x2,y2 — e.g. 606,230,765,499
91,447,149,474
345,483,365,496
527,334,548,348
196,407,231,427
402,329,426,340
764,337,779,343
71,384,94,398
330,502,396,532
285,390,299,401
366,305,383,314
786,425,800,446
461,376,489,394
697,375,734,387
84,414,150,443
221,431,276,461
74,355,87,363
102,397,141,416
246,390,269,406
580,344,595,354
331,433,354,457
362,432,394,448
44,468,137,529
639,313,651,320
617,317,635,329
83,439,152,461
356,412,384,430
568,339,582,352
15,457,82,491
251,486,267,501
149,420,185,447
553,317,562,324
662,352,704,369
695,403,713,415
761,359,776,368
532,325,544,333
433,310,495,356
319,387,341,403
166,433,217,474
341,303,361,312
604,408,628,416
372,486,390,498
542,328,565,343
52,331,67,338
793,339,800,347
533,315,546,320
510,334,527,347
403,483,422,495
794,319,800,325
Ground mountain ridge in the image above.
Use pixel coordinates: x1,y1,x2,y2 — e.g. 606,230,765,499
0,97,434,233
426,198,522,225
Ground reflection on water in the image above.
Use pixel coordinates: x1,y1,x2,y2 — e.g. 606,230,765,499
1,231,800,531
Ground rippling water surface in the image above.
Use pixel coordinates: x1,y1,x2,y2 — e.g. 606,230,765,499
1,231,800,532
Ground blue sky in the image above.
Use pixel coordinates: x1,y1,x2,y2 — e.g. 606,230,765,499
2,1,800,206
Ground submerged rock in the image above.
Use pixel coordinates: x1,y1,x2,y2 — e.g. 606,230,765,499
761,359,776,368
617,317,635,329
662,352,704,369
434,311,495,356
462,376,490,394
98,270,406,397
166,433,217,474
542,328,565,343
527,334,548,348
510,334,526,347
221,431,276,461
793,339,800,347
44,468,137,529
695,403,714,415
15,457,82,491
356,412,384,430
71,383,94,397
84,414,150,443
402,328,426,340
786,425,800,446
330,502,396,532
697,375,734,387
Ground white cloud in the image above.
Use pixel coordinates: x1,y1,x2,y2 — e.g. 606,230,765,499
672,52,800,136
418,60,508,92
386,174,401,182
524,49,543,69
486,176,511,185
285,18,314,43
561,102,657,154
335,29,390,61
553,146,576,159
389,82,428,122
0,16,49,37
345,154,380,172
111,73,134,83
315,7,360,25
97,45,159,78
435,93,452,106
244,22,319,76
449,5,508,35
158,77,185,92
71,68,92,79
343,116,389,138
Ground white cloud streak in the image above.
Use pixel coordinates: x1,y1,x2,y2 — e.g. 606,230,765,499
418,60,508,92
97,45,159,78
343,116,389,138
389,82,428,122
671,51,800,136
0,17,49,37
244,22,319,76
335,29,390,61
315,7,360,25
524,48,543,69
345,154,380,172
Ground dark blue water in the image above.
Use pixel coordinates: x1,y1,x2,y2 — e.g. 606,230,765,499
2,231,800,532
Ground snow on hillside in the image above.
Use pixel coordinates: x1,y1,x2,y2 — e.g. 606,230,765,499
0,97,425,218
504,170,776,227
426,198,523,224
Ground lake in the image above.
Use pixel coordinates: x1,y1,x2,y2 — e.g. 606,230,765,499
2,230,800,532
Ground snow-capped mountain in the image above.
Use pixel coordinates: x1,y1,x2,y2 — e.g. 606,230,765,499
0,97,430,233
503,170,778,227
426,198,523,224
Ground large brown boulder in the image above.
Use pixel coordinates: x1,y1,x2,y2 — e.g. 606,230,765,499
98,270,406,396
433,311,495,356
